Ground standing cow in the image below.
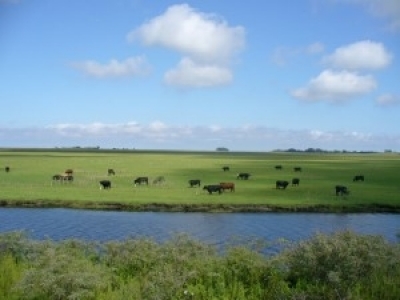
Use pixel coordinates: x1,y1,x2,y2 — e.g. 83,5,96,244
203,185,223,194
292,178,300,186
100,180,111,189
189,179,201,187
353,175,364,182
276,180,289,189
335,185,349,196
108,169,116,176
237,173,251,180
220,182,235,192
134,177,149,186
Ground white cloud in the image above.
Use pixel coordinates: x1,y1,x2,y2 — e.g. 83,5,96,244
322,40,392,70
127,3,244,87
164,57,232,87
71,56,150,78
376,93,400,106
2,122,399,151
291,69,377,102
127,4,245,64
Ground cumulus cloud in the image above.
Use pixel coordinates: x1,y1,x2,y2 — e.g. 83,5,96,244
322,40,392,70
128,4,245,64
127,3,245,87
291,69,377,102
376,93,400,106
71,56,150,78
164,57,232,87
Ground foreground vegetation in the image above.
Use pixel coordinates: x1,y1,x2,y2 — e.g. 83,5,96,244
0,149,400,212
1,230,399,299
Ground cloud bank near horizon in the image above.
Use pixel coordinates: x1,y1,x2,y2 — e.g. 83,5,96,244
1,122,398,152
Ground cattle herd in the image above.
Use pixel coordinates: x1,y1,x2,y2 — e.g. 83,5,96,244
0,163,364,198
93,164,361,198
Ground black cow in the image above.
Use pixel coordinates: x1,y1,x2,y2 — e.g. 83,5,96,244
335,185,349,196
108,169,115,176
189,179,201,187
294,167,302,172
292,178,300,186
276,180,289,189
275,165,283,170
222,166,230,172
220,182,235,192
134,177,148,186
52,174,73,183
5,166,10,172
237,173,251,180
52,174,63,181
100,180,111,189
63,175,74,183
203,185,223,194
353,175,364,182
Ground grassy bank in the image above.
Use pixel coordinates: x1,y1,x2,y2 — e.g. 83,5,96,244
1,150,399,212
1,230,400,300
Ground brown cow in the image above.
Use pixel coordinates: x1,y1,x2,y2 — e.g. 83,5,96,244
220,182,235,192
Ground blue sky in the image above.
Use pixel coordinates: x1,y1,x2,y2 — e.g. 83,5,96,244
1,0,399,151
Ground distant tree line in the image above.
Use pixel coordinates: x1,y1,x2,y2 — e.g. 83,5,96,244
275,148,384,154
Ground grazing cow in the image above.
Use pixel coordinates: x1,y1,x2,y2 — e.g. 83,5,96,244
5,166,10,172
134,177,149,186
294,167,302,172
65,169,73,175
63,175,74,183
189,179,201,187
99,180,111,189
153,176,165,184
220,182,235,192
335,185,349,196
276,180,289,189
353,175,364,182
52,174,63,181
52,174,73,183
203,185,223,194
292,178,300,186
108,169,115,176
275,165,283,170
222,166,230,172
237,173,251,180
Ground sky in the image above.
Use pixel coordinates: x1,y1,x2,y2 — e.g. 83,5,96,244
1,0,399,151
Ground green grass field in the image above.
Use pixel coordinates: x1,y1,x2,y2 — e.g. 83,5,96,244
1,150,399,211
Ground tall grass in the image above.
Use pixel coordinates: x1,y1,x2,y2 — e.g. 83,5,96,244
0,231,399,299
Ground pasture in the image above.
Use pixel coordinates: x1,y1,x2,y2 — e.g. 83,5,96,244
0,149,399,211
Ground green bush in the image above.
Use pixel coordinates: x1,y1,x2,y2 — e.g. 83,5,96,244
1,231,399,299
282,230,400,299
